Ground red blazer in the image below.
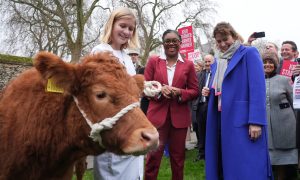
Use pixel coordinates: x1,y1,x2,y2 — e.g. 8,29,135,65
144,55,199,128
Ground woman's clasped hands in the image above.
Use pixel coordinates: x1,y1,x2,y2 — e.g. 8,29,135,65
161,84,181,99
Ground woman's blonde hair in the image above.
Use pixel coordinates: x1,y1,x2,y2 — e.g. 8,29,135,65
101,7,140,50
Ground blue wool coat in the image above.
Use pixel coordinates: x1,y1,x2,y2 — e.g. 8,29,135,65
205,45,272,180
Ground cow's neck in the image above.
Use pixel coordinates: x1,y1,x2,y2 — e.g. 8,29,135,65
38,98,105,178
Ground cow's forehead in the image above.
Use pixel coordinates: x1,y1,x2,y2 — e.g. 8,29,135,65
93,76,135,89
91,72,134,87
81,74,138,94
76,63,127,82
75,62,139,94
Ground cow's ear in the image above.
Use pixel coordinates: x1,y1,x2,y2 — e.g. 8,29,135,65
34,51,76,93
133,74,145,93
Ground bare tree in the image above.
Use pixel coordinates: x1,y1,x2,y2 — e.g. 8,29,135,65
192,19,214,55
7,3,68,57
0,0,109,62
0,0,216,63
121,0,216,64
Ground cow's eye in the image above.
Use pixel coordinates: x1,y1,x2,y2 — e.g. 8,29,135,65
96,92,106,99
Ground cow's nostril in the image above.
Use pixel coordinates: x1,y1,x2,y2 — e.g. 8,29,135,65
141,130,159,150
141,132,151,141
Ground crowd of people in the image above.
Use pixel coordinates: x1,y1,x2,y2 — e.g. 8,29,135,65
89,6,300,180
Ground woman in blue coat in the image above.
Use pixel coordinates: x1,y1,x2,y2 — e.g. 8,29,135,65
202,22,272,180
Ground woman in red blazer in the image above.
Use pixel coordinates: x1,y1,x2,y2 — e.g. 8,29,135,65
144,29,199,180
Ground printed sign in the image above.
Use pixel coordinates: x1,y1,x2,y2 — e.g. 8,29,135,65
293,76,300,109
178,25,194,54
280,60,297,78
187,50,201,63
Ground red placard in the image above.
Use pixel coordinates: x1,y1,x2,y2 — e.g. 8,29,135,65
280,60,297,77
178,26,194,54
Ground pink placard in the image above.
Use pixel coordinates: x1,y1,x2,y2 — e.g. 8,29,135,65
187,50,201,62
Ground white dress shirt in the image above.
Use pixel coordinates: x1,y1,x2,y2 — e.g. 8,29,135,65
159,53,184,86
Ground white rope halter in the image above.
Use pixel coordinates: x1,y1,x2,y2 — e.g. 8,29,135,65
144,81,162,97
72,81,161,147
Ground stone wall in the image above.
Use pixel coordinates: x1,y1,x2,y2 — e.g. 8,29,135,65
0,62,32,90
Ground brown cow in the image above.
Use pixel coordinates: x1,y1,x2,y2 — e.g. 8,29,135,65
0,51,159,180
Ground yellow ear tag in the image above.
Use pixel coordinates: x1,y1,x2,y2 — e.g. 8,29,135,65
46,78,64,93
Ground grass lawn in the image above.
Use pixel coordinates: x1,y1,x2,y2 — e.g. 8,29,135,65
72,149,205,180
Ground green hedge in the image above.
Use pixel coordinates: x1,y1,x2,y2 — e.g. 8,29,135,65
0,53,32,65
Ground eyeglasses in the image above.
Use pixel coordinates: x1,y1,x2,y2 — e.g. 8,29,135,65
163,38,181,45
129,53,139,56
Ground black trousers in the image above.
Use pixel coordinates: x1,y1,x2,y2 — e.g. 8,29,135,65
195,102,208,156
140,97,149,115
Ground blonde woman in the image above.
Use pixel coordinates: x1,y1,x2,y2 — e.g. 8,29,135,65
91,7,143,180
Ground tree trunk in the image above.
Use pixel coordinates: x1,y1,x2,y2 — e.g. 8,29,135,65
141,42,152,65
70,44,82,63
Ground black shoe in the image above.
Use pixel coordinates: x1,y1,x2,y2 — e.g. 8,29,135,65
193,158,200,162
193,155,205,162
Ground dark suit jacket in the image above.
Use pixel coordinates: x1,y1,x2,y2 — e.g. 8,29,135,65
192,70,210,110
144,55,199,128
136,65,144,74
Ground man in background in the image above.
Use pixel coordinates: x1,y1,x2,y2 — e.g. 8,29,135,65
128,49,144,74
192,54,214,162
128,49,149,115
277,41,298,73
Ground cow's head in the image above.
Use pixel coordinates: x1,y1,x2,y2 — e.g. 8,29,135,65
34,51,158,155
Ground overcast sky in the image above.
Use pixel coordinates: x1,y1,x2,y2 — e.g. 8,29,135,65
213,0,300,49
